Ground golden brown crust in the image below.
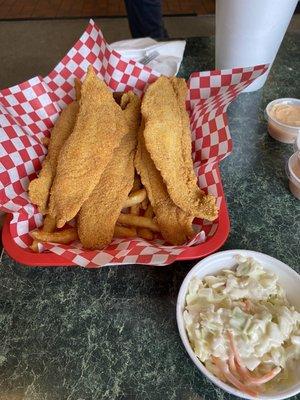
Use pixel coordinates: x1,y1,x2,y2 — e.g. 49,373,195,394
28,101,79,214
135,120,194,246
141,76,218,221
49,67,129,228
77,92,141,249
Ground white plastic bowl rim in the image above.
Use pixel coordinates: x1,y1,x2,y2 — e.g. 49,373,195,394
294,134,300,153
176,249,300,400
287,152,300,185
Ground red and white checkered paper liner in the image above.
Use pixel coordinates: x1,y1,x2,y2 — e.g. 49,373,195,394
0,20,268,268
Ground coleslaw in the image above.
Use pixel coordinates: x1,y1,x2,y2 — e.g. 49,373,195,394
183,256,300,396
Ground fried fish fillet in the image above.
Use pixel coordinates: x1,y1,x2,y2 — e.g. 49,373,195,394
49,67,129,228
28,101,79,214
77,92,141,249
135,120,194,246
141,76,218,221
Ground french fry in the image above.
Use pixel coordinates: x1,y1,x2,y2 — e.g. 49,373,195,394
31,227,78,244
30,214,57,252
43,214,56,231
131,175,141,192
114,225,137,238
144,204,154,218
117,213,160,232
138,228,154,240
124,188,147,208
141,197,148,210
42,136,50,147
129,179,142,214
75,78,82,101
138,204,155,240
30,240,41,252
130,204,140,215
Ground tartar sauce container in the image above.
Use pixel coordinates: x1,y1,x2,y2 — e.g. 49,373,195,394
294,132,300,153
265,98,300,144
286,151,300,200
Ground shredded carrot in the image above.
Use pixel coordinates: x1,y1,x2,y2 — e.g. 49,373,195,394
212,356,259,397
228,352,239,378
247,367,281,385
228,330,251,380
227,330,282,385
244,299,252,312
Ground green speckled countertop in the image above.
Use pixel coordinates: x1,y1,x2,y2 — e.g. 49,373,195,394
1,34,300,400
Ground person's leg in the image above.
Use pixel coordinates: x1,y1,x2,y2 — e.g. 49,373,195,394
124,0,168,39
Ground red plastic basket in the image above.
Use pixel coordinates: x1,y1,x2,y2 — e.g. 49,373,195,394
2,167,230,267
1,21,267,268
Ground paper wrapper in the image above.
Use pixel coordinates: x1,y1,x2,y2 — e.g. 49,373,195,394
0,20,268,268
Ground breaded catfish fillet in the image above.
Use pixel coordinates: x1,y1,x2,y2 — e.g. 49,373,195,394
28,101,79,214
135,121,194,246
49,66,129,228
141,76,218,221
77,92,141,249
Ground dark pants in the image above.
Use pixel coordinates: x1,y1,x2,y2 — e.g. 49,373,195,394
124,0,169,39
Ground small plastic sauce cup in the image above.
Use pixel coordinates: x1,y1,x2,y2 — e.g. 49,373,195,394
286,152,300,200
265,98,300,144
294,132,300,153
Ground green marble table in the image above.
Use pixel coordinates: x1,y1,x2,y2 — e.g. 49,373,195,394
0,33,300,400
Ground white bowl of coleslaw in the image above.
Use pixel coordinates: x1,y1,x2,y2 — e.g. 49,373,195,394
177,250,300,400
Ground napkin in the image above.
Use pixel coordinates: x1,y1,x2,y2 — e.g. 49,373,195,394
110,37,186,76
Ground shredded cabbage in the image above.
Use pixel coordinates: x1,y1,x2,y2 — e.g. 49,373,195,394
184,256,300,389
